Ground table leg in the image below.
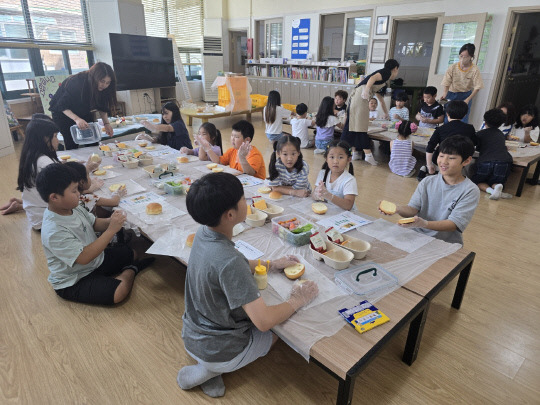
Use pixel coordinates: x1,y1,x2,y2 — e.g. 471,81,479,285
515,165,529,197
202,118,209,123
451,258,474,310
336,375,355,405
187,116,193,126
402,302,429,366
246,112,252,121
526,160,540,185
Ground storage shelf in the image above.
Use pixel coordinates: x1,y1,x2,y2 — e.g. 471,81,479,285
246,62,357,85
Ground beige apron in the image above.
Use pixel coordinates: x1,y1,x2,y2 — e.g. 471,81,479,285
348,81,388,133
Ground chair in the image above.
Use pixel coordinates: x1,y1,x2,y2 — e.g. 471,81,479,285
21,78,43,114
4,101,24,141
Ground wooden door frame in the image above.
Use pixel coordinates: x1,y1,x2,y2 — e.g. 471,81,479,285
388,13,442,60
489,6,540,109
228,29,248,74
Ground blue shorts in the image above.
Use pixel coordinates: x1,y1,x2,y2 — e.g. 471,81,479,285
472,161,512,185
315,138,331,150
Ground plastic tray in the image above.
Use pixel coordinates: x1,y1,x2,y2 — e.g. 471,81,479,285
334,262,398,296
271,214,317,246
70,122,102,145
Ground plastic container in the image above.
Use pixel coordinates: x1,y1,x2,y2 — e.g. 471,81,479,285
218,85,230,107
310,245,354,270
138,156,153,166
327,234,371,260
164,181,185,195
282,103,296,112
271,214,317,246
70,122,102,145
250,94,268,108
122,158,139,169
245,211,267,227
334,262,398,296
143,165,174,179
252,203,284,220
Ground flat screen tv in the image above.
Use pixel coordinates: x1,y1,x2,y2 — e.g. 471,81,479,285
109,33,175,91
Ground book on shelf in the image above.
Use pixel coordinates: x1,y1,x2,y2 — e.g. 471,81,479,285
338,300,390,334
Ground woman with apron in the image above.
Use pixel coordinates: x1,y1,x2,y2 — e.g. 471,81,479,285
440,43,483,124
341,59,400,165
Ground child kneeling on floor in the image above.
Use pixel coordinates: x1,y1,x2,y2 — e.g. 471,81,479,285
178,172,318,398
37,163,153,305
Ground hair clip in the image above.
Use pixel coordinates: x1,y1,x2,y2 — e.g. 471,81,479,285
394,120,402,130
410,122,418,133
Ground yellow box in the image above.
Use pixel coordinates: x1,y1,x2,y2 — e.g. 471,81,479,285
282,103,296,112
218,85,230,107
250,94,268,108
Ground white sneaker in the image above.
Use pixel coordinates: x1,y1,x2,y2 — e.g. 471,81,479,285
365,155,378,166
352,152,362,161
314,149,325,154
489,184,503,200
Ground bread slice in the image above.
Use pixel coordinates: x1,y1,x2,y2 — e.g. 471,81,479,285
206,163,218,169
109,183,125,192
269,191,282,200
398,217,415,224
379,200,397,215
284,263,305,280
312,202,328,214
257,186,271,194
212,167,224,173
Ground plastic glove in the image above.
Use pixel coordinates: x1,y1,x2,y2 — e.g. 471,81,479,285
398,216,428,229
86,178,104,193
85,160,99,173
112,185,127,199
197,134,213,152
268,255,300,273
180,146,189,154
287,280,319,311
238,141,252,159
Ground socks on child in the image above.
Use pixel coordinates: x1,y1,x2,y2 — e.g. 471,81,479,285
177,364,221,391
201,375,226,398
488,184,503,200
364,153,378,166
352,151,362,161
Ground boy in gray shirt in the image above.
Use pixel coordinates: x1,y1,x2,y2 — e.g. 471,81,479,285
380,135,479,244
178,172,318,398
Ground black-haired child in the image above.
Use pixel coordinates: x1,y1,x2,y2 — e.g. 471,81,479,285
389,93,410,121
178,172,318,397
181,122,223,161
201,120,266,179
419,100,477,179
313,140,358,211
141,101,192,150
389,121,417,177
37,163,153,305
415,86,444,129
314,96,343,154
263,90,292,142
333,90,348,116
290,103,315,148
380,135,480,245
472,109,514,200
268,135,311,197
512,104,539,143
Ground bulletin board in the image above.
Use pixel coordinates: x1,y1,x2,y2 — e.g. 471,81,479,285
36,75,69,115
291,18,310,60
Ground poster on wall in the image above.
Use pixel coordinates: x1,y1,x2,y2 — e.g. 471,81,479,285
36,75,69,115
291,18,310,60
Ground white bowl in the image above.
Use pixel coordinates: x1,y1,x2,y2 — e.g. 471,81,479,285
309,245,354,270
328,235,371,260
253,203,284,220
245,211,267,227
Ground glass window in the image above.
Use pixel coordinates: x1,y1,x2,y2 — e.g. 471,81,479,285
344,16,371,61
68,50,88,73
40,49,67,75
265,21,282,58
320,14,344,61
435,22,478,74
0,48,33,91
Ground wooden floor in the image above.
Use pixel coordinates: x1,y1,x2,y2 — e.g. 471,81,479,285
1,114,539,404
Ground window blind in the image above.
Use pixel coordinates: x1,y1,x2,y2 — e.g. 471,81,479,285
0,0,92,46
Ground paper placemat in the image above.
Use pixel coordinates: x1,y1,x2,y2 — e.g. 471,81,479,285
106,179,146,197
359,218,433,253
317,211,372,234
237,174,265,188
234,240,263,260
133,201,186,225
119,191,164,208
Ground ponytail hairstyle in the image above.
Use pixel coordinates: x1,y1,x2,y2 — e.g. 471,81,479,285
264,90,281,125
87,62,117,113
199,122,223,154
321,140,354,183
315,96,335,128
396,120,415,138
17,117,60,191
268,135,303,181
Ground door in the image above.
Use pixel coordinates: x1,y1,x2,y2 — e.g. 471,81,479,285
495,12,540,111
229,30,247,74
426,13,487,93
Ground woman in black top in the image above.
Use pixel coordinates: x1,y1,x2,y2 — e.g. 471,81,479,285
49,62,117,150
341,59,399,165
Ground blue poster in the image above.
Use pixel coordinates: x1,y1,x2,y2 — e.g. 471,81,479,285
291,18,310,60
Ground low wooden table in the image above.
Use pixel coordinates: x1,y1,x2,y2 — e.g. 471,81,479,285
181,106,264,126
507,150,540,197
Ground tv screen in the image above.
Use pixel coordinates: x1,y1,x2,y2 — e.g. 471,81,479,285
109,33,175,91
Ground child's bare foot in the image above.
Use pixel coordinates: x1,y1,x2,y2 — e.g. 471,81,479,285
1,197,22,211
1,200,23,215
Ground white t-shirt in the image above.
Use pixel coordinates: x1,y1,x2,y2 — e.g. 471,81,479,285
263,106,291,135
513,127,539,143
315,169,358,199
22,155,56,230
291,117,312,148
369,110,379,119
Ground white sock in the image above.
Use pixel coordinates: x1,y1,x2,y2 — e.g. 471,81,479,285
489,184,503,200
201,375,226,397
177,364,220,390
486,187,494,194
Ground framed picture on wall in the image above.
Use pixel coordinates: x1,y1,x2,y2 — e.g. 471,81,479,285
370,39,388,63
376,16,389,35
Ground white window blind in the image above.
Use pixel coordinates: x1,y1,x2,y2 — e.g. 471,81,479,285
142,0,203,51
0,0,92,46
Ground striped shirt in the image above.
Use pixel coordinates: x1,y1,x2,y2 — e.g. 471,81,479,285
389,106,409,121
269,159,311,191
389,139,416,176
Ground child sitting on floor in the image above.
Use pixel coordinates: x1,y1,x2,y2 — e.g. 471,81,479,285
290,103,315,149
180,122,223,161
368,97,379,121
389,93,410,121
268,135,311,197
389,121,417,177
178,172,318,397
200,120,266,179
36,163,153,305
380,135,480,245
